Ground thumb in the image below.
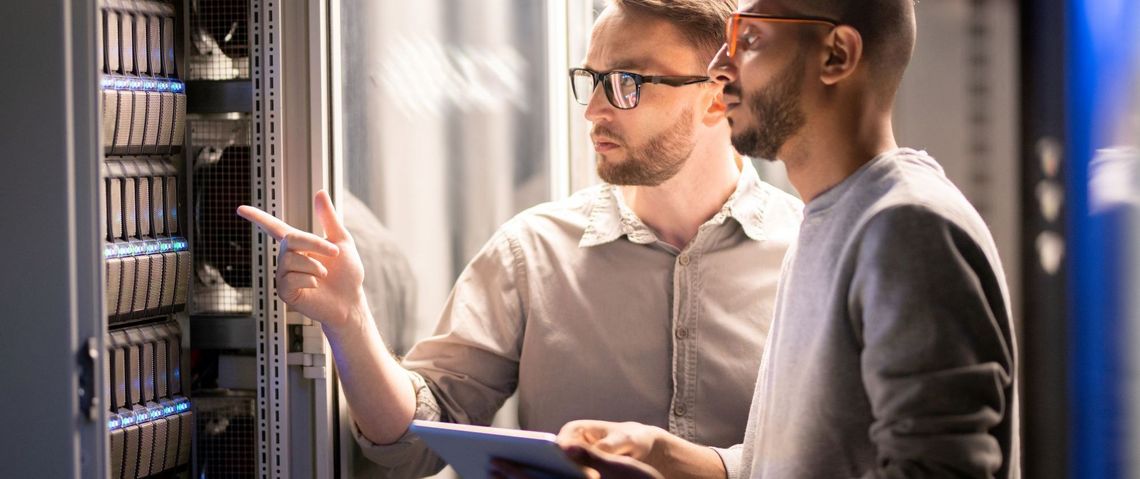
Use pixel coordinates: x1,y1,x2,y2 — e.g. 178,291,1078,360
314,190,350,242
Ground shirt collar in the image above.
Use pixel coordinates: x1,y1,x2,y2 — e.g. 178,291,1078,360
579,158,773,248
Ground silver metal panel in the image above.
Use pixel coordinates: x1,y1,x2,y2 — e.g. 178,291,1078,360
166,175,180,236
149,14,162,77
130,90,147,151
144,91,161,150
253,0,289,476
118,257,137,322
0,0,107,474
137,176,151,236
109,10,121,73
110,177,124,239
152,175,166,235
172,93,187,146
122,12,135,73
158,91,175,147
136,13,149,75
103,89,118,146
114,89,133,149
166,175,179,234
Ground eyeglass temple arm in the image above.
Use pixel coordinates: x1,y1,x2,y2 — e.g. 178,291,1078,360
646,76,711,86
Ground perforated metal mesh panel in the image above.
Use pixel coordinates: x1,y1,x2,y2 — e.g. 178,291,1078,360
188,0,250,80
194,393,257,478
190,116,253,314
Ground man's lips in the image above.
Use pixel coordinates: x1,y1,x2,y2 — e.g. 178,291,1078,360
592,136,621,152
594,141,620,152
722,90,742,109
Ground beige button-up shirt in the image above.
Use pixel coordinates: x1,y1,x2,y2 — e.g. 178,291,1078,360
354,160,803,477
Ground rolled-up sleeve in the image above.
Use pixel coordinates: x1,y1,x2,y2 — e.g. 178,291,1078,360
354,226,530,476
849,205,1017,478
352,371,447,476
711,444,743,479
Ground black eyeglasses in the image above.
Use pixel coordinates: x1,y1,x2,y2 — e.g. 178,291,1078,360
569,68,710,110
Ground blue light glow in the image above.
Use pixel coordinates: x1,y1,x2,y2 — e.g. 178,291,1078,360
163,406,175,415
114,79,128,89
170,82,184,93
104,237,188,259
121,415,135,426
108,419,120,430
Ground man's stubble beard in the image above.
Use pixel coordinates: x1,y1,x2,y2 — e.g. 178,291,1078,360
730,52,808,162
596,108,696,186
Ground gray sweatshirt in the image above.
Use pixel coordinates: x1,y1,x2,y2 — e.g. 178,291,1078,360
714,148,1020,478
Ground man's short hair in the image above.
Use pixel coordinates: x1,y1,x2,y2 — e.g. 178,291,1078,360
804,0,917,91
609,0,737,66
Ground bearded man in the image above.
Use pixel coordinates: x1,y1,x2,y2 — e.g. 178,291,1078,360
237,1,803,477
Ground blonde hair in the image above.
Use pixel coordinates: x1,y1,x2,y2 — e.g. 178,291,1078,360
609,0,736,65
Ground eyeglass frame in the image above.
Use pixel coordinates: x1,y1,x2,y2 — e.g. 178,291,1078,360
725,12,840,58
568,67,711,110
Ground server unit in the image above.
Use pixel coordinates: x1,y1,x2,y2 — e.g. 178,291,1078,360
98,1,193,477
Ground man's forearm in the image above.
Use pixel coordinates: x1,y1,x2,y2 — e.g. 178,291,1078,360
322,297,418,445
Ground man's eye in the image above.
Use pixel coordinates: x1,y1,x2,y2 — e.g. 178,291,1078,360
738,33,762,50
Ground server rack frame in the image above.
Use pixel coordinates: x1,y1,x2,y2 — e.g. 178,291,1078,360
0,1,107,477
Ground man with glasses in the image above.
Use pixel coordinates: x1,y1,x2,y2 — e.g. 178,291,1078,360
510,0,1021,477
236,0,802,477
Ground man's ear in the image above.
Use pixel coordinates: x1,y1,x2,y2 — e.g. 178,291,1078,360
820,25,863,86
702,89,728,127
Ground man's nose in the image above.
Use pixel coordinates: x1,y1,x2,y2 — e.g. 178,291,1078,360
583,83,614,123
708,44,736,85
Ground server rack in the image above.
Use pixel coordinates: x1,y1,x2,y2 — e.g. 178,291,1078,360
97,1,194,477
0,0,335,477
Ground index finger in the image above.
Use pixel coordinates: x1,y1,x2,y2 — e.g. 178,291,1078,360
237,205,293,241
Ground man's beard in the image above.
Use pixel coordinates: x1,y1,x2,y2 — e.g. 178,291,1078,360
595,109,695,186
730,53,807,161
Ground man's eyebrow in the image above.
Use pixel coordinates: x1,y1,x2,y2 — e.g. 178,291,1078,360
581,57,664,72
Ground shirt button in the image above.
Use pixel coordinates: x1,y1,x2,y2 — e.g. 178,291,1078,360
678,254,691,266
673,404,687,417
675,328,689,340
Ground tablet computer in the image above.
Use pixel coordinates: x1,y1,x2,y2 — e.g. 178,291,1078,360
409,420,586,479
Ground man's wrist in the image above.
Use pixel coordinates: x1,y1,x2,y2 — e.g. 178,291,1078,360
322,291,372,343
648,430,724,479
